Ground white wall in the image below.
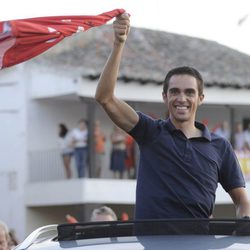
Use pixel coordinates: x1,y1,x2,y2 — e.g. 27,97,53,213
29,66,78,99
0,66,27,240
27,99,88,150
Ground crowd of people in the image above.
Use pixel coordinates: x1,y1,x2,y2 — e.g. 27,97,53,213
213,120,250,151
58,117,250,180
57,115,250,181
58,119,136,179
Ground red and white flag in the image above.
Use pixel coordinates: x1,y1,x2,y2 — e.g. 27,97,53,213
0,9,125,69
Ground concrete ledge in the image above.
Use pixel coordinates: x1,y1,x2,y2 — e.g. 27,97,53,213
25,178,136,206
25,179,250,207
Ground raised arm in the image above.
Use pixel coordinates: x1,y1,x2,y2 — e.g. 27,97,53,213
95,13,139,133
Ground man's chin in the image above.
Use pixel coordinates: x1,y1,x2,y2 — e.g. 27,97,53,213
172,116,189,123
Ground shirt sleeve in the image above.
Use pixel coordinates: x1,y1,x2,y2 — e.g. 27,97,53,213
219,140,246,192
128,112,161,145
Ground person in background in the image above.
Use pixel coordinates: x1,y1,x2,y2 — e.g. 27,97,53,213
110,125,126,179
213,121,231,141
94,120,106,177
95,13,250,219
0,221,9,250
243,122,250,150
58,123,74,179
90,206,117,221
125,134,135,179
121,212,129,221
71,119,88,178
234,122,246,151
8,229,18,249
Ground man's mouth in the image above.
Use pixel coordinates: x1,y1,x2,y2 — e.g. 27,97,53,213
176,106,189,110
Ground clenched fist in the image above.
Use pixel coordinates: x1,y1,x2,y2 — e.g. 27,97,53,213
113,13,130,45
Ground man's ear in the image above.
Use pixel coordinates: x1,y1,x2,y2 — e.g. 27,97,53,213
162,92,167,103
198,94,205,106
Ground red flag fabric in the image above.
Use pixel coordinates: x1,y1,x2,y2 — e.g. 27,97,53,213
0,9,125,69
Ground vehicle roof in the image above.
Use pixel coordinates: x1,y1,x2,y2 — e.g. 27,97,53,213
16,235,250,250
15,219,250,250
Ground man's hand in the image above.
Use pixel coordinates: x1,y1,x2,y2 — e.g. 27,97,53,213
233,217,250,236
113,13,130,45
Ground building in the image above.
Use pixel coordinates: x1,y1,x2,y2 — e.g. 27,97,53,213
1,25,250,239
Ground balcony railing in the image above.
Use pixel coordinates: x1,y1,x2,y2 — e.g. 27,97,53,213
28,149,250,183
28,149,78,182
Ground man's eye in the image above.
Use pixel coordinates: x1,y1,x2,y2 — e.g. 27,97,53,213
186,90,195,96
170,89,178,94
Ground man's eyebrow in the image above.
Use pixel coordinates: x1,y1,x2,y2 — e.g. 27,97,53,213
168,87,196,91
169,87,179,91
185,88,196,92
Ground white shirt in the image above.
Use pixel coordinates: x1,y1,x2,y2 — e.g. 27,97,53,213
59,132,74,154
234,132,246,151
244,130,250,148
71,128,88,148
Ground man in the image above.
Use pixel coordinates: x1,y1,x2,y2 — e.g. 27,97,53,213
95,13,250,219
90,206,117,221
0,221,9,250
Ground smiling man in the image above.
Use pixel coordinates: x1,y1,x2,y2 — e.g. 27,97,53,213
95,13,250,219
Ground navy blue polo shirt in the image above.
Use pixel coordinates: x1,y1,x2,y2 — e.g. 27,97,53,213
129,112,245,219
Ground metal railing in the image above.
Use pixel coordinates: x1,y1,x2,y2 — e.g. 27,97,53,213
28,149,77,182
28,148,250,183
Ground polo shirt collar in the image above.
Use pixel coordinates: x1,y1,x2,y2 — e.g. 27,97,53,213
165,118,211,141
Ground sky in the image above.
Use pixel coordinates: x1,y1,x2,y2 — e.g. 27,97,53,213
1,0,250,55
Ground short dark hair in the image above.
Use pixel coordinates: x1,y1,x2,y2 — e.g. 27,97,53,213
163,66,204,96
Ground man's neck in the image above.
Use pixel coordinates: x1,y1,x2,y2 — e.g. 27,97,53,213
170,118,202,139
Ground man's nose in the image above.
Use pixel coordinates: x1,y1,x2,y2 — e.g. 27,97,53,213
176,92,186,101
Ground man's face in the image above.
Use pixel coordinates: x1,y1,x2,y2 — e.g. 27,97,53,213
78,121,86,130
0,230,8,250
163,74,204,125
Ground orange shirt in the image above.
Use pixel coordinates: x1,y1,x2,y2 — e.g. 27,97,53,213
125,135,135,169
95,129,106,153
